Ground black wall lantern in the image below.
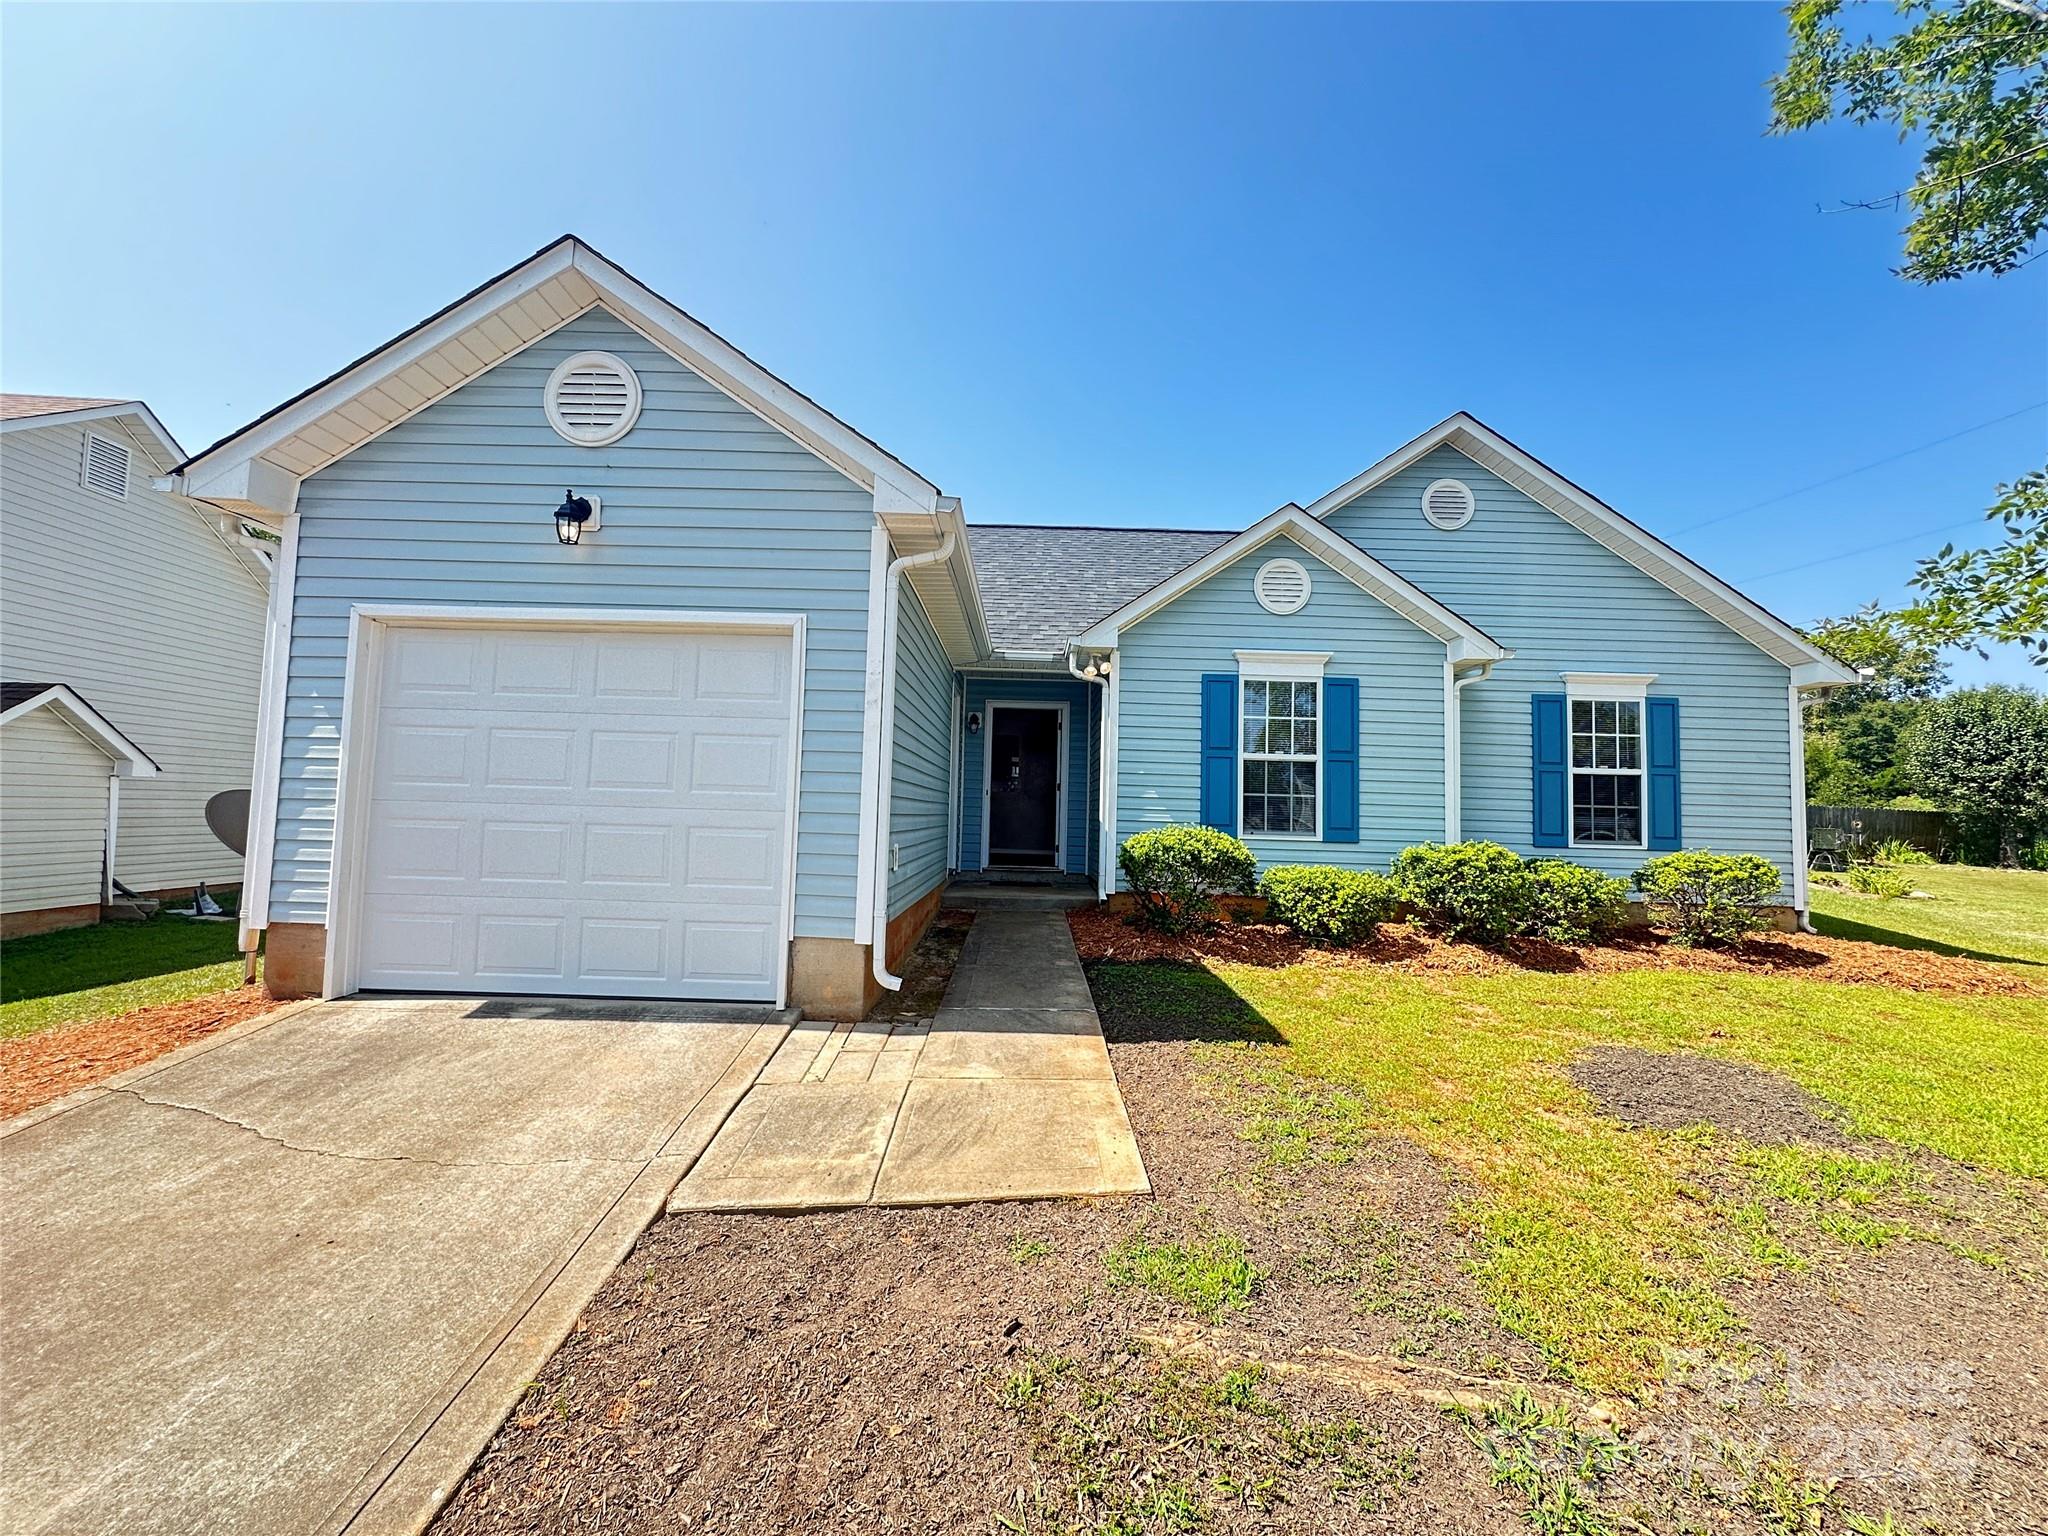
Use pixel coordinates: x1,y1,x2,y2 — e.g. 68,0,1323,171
554,489,594,545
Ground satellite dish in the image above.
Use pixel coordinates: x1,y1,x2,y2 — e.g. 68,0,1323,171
206,789,251,856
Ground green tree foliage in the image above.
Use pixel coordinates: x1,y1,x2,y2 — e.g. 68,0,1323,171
1900,466,2048,666
1900,684,2048,863
1802,606,1947,803
1770,0,2048,282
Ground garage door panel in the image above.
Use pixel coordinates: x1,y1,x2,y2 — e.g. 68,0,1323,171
355,625,792,1002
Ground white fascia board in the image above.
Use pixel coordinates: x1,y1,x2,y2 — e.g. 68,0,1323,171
1071,504,1507,660
2,401,186,470
0,685,159,776
1303,412,1855,680
179,455,301,521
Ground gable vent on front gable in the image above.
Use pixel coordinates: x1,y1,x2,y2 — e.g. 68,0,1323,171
1254,556,1312,615
81,432,131,498
1422,478,1475,530
545,351,643,446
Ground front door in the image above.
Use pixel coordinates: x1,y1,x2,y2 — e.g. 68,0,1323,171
987,706,1060,867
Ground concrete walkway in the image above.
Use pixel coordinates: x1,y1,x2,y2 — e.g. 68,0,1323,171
672,910,1150,1210
0,996,789,1536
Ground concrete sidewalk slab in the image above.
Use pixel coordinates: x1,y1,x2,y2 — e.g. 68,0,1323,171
0,997,786,1536
670,909,1148,1212
874,1079,1149,1205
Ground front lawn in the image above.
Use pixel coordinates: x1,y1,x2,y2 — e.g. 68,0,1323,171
1090,958,2048,1396
1809,863,2048,967
0,916,250,1040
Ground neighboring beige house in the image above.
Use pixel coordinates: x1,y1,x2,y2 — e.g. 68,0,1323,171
1,396,271,936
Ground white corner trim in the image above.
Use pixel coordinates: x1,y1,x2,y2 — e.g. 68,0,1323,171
853,525,891,942
236,511,301,944
0,685,159,777
1234,650,1331,680
1301,412,1858,682
1789,682,1810,916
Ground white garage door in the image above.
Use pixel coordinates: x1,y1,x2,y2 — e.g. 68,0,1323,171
353,624,793,1001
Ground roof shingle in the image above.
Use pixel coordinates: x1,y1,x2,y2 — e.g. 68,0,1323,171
0,394,128,422
966,524,1233,653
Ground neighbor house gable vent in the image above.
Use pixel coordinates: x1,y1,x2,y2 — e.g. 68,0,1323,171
1254,556,1312,615
81,432,131,498
544,351,643,446
1422,478,1475,530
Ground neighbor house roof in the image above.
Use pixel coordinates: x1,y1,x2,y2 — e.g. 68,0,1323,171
0,395,186,470
0,683,159,775
1302,412,1857,686
968,524,1234,655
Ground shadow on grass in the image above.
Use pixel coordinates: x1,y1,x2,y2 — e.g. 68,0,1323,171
0,916,241,1004
1084,960,1288,1046
1808,908,2043,969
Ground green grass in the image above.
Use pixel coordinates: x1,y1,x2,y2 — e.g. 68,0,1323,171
1105,1232,1263,1318
1091,958,2048,1394
0,916,250,1040
1809,863,2048,967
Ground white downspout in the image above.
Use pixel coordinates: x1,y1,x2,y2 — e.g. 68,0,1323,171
1068,651,1111,898
871,524,958,992
1446,659,1495,842
102,775,120,906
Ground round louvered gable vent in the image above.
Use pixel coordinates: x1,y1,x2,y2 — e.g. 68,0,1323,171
1422,478,1475,530
545,351,643,446
1254,557,1312,615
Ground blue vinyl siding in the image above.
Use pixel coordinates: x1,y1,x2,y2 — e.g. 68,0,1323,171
1113,533,1447,879
958,672,1099,876
275,309,877,938
888,580,951,916
1322,444,1795,895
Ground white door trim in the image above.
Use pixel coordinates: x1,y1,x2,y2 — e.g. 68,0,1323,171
324,603,807,1008
978,699,1068,872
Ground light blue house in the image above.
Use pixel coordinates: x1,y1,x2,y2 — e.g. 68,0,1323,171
171,237,1854,1019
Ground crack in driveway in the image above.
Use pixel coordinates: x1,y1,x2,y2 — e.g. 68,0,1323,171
112,1089,647,1171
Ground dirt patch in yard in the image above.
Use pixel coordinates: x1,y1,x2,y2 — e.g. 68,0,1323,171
866,908,974,1024
0,984,277,1120
1569,1046,1853,1147
1068,905,2045,996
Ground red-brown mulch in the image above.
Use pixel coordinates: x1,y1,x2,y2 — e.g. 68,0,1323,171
1066,905,2045,997
0,985,282,1120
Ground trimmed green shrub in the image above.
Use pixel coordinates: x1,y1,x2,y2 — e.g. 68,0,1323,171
1116,825,1257,933
1632,851,1783,947
1258,864,1397,945
1525,861,1631,944
1391,841,1535,943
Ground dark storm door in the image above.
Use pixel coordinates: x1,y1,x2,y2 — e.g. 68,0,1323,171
987,707,1060,867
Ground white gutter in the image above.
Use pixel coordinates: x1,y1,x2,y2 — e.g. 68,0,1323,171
1068,649,1112,899
871,521,959,992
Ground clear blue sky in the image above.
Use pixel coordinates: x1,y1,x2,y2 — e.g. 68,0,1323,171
4,3,2042,682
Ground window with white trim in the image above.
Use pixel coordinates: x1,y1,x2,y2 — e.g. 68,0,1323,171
1241,677,1320,837
1563,674,1654,847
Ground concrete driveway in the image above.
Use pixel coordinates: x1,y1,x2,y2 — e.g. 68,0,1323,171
0,994,787,1536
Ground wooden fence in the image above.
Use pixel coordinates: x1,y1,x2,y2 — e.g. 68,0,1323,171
1807,804,1955,857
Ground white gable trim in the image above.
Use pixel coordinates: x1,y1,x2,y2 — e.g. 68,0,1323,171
0,685,159,776
1070,504,1510,663
166,236,941,516
1,401,185,472
1303,413,1857,685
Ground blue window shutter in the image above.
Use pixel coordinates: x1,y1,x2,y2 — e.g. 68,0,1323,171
1646,696,1682,850
1323,676,1360,844
1200,674,1237,833
1531,693,1567,848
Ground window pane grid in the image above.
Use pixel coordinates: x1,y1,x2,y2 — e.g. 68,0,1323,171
1569,696,1644,845
1242,678,1318,836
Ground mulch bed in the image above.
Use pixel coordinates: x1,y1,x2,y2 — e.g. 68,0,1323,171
1066,905,2045,997
0,985,279,1120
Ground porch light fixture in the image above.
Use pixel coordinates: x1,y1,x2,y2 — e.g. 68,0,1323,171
554,490,594,545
